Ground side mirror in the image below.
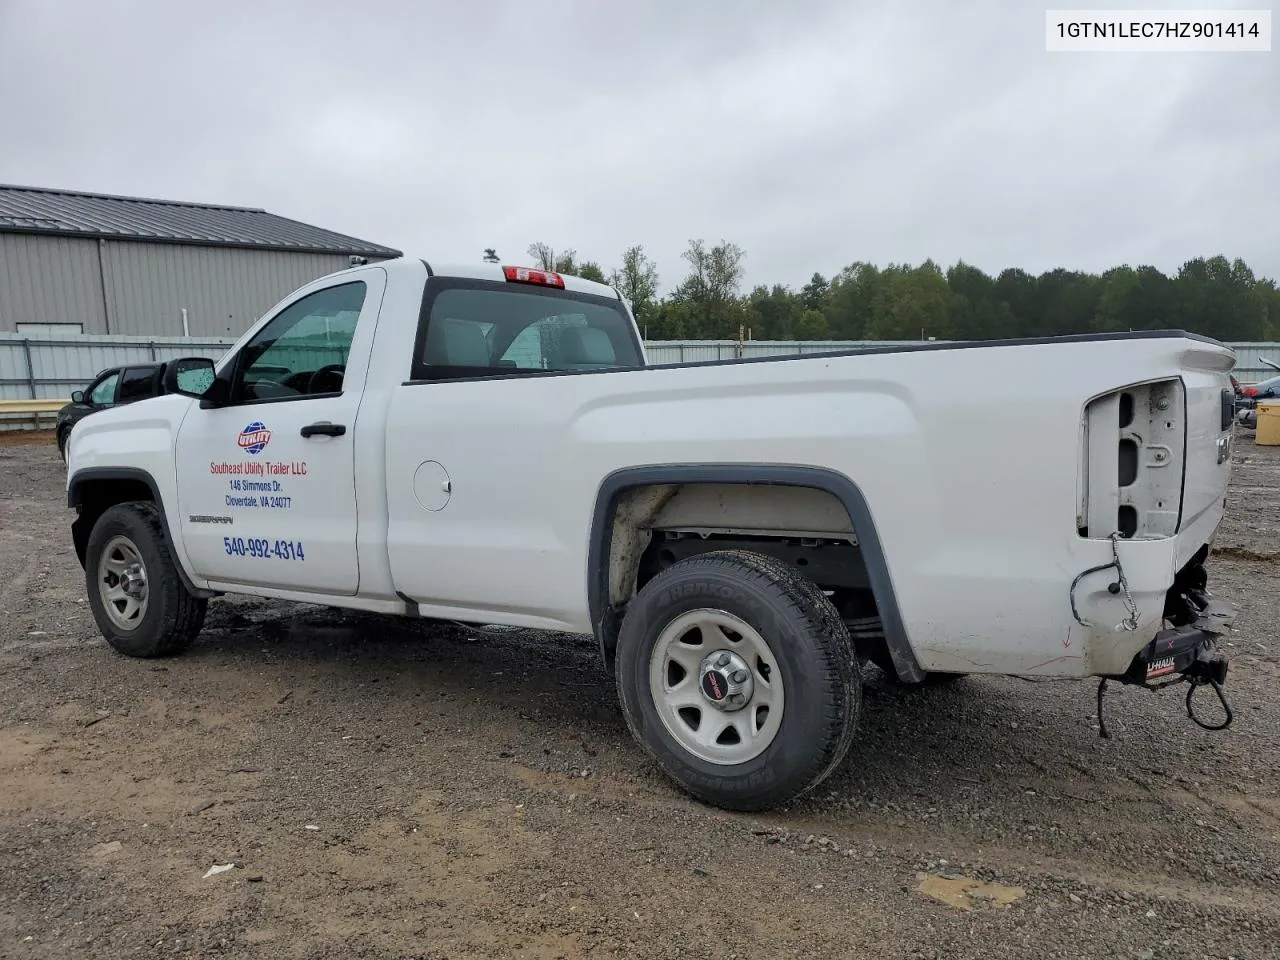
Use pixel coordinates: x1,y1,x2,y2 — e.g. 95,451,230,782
199,377,232,409
71,390,84,404
163,357,218,399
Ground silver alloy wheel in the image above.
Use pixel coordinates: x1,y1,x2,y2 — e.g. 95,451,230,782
98,535,149,631
648,608,785,765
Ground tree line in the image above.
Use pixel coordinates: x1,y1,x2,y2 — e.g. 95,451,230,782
481,241,1279,343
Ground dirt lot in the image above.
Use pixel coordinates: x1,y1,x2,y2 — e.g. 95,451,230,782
1,429,1277,960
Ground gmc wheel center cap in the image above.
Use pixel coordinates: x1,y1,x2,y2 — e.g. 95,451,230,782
698,650,754,712
700,669,730,701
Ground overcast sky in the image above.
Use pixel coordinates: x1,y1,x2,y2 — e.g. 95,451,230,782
1,0,1275,294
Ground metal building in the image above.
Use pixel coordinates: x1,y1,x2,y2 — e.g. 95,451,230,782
0,184,401,337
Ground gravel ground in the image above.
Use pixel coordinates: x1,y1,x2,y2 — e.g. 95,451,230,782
1,428,1277,960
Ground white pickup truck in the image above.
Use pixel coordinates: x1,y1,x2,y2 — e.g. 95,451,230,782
65,257,1239,811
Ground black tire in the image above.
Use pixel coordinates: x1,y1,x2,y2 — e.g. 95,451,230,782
615,549,861,812
57,426,69,462
84,501,207,657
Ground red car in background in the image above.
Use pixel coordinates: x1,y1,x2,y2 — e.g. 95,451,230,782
1234,358,1280,427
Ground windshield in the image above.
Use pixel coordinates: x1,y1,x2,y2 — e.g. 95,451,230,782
412,280,644,379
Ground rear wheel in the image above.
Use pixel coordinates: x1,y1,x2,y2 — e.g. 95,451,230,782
85,502,207,657
57,426,70,462
615,549,860,811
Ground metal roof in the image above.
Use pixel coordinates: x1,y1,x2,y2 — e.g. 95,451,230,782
0,184,402,258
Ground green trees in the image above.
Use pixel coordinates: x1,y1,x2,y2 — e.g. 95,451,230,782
669,239,747,338
525,243,606,284
610,245,660,327
513,242,1278,341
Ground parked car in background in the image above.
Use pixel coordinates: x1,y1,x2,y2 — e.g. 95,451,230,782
1237,370,1280,407
1241,373,1280,401
56,362,166,461
1231,360,1280,427
1236,375,1280,428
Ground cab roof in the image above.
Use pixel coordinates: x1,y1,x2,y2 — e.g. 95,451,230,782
370,256,622,299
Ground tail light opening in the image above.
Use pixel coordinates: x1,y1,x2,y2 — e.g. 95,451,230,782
1078,379,1185,541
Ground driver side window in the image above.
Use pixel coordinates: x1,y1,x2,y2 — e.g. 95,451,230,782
89,372,120,406
231,282,366,403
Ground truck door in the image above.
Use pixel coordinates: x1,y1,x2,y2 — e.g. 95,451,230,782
173,272,384,595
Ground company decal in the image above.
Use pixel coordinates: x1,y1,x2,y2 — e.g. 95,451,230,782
1146,656,1177,680
189,515,234,525
209,420,307,510
238,421,272,455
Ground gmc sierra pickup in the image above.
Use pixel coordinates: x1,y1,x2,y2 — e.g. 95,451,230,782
65,257,1239,811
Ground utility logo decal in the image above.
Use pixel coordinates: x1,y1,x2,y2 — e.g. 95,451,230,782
238,421,272,455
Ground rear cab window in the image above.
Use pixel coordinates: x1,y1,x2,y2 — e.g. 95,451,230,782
409,278,644,381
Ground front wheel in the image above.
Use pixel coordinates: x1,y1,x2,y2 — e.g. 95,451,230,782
84,502,207,657
615,549,861,812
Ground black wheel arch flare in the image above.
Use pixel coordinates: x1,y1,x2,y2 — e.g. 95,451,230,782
67,467,215,598
587,464,925,684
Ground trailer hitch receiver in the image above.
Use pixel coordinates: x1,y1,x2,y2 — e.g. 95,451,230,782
1095,574,1235,739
